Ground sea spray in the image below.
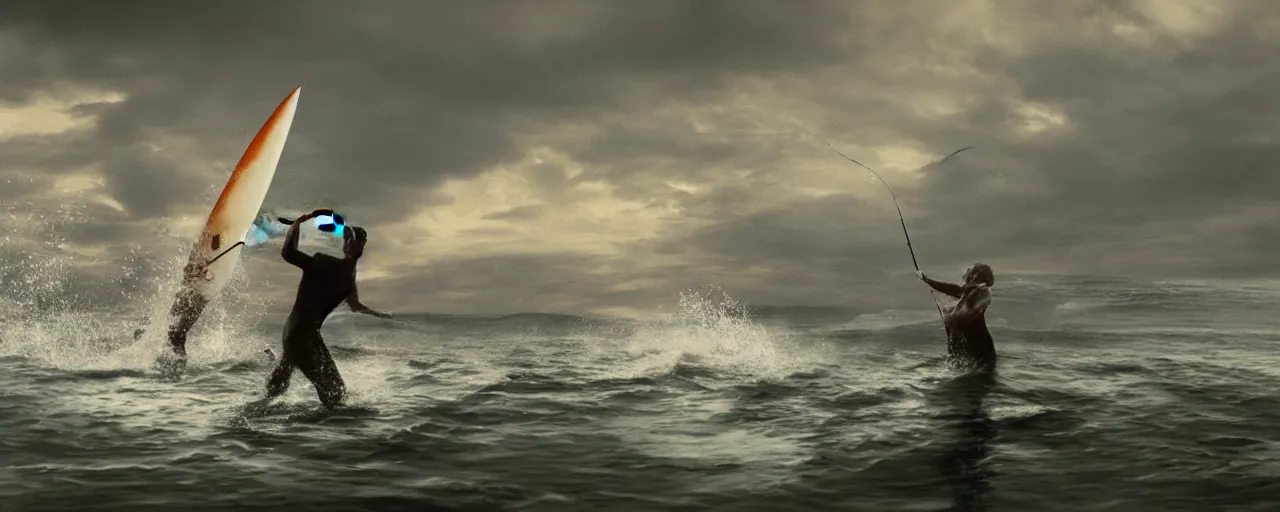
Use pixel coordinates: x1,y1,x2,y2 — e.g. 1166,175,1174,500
603,285,820,381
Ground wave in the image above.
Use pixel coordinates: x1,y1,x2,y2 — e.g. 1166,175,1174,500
361,311,597,327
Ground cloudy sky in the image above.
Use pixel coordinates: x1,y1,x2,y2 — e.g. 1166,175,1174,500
1,0,1277,318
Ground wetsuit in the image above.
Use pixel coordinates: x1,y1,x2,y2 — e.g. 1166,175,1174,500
263,221,381,409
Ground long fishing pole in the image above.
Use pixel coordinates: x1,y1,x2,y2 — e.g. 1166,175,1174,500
807,133,972,323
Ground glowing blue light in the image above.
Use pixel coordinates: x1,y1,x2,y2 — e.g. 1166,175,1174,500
312,214,345,237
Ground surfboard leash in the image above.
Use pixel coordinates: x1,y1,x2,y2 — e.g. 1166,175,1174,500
206,241,246,267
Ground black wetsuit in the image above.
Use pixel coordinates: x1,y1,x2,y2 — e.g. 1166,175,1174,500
263,226,362,409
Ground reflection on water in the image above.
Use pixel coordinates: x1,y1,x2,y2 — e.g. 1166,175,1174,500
936,372,998,511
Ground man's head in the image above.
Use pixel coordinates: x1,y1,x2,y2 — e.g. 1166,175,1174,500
343,226,367,258
962,263,994,287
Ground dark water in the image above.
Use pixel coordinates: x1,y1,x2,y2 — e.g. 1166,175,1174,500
2,278,1279,511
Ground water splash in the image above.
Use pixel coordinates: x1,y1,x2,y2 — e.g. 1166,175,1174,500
0,200,280,372
608,285,820,381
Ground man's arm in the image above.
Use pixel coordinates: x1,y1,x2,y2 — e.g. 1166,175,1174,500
281,212,316,269
916,271,965,298
949,285,992,323
346,282,391,318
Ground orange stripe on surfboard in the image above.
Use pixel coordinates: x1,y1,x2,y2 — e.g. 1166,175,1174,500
204,86,302,231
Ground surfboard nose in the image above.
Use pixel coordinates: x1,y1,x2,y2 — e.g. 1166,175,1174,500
277,86,302,120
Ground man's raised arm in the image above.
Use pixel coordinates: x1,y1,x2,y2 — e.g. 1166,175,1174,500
916,271,965,299
282,212,316,269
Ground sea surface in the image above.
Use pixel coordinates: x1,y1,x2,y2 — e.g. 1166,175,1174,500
1,277,1278,511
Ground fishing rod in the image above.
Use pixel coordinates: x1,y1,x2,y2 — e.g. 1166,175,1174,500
806,133,972,323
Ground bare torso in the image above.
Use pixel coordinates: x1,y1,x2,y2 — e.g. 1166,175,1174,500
922,275,997,371
945,310,997,369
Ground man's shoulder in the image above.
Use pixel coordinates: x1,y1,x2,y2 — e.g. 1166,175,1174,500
308,253,357,270
305,253,342,268
966,284,992,298
973,286,993,307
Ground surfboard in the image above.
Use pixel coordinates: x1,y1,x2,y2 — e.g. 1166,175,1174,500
190,86,302,295
163,86,301,358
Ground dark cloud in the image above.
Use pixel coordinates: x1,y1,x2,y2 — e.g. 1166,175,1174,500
0,0,853,225
2,1,1280,316
372,252,672,316
668,195,903,270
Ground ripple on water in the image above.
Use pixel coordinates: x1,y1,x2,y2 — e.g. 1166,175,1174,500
3,289,1280,510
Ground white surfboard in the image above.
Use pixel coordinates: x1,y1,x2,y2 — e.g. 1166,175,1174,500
188,86,301,295
161,87,301,361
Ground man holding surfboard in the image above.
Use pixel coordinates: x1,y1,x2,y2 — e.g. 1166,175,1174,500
916,263,997,371
260,208,388,409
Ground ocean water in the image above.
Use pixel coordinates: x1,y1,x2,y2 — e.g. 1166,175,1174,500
1,278,1278,511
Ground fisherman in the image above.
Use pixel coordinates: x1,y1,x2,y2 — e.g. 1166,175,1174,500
916,263,996,370
260,209,389,409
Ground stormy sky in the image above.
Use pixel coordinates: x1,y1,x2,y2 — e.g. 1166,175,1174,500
1,0,1277,317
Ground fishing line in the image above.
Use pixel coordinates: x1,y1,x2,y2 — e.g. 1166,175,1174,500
803,131,972,324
